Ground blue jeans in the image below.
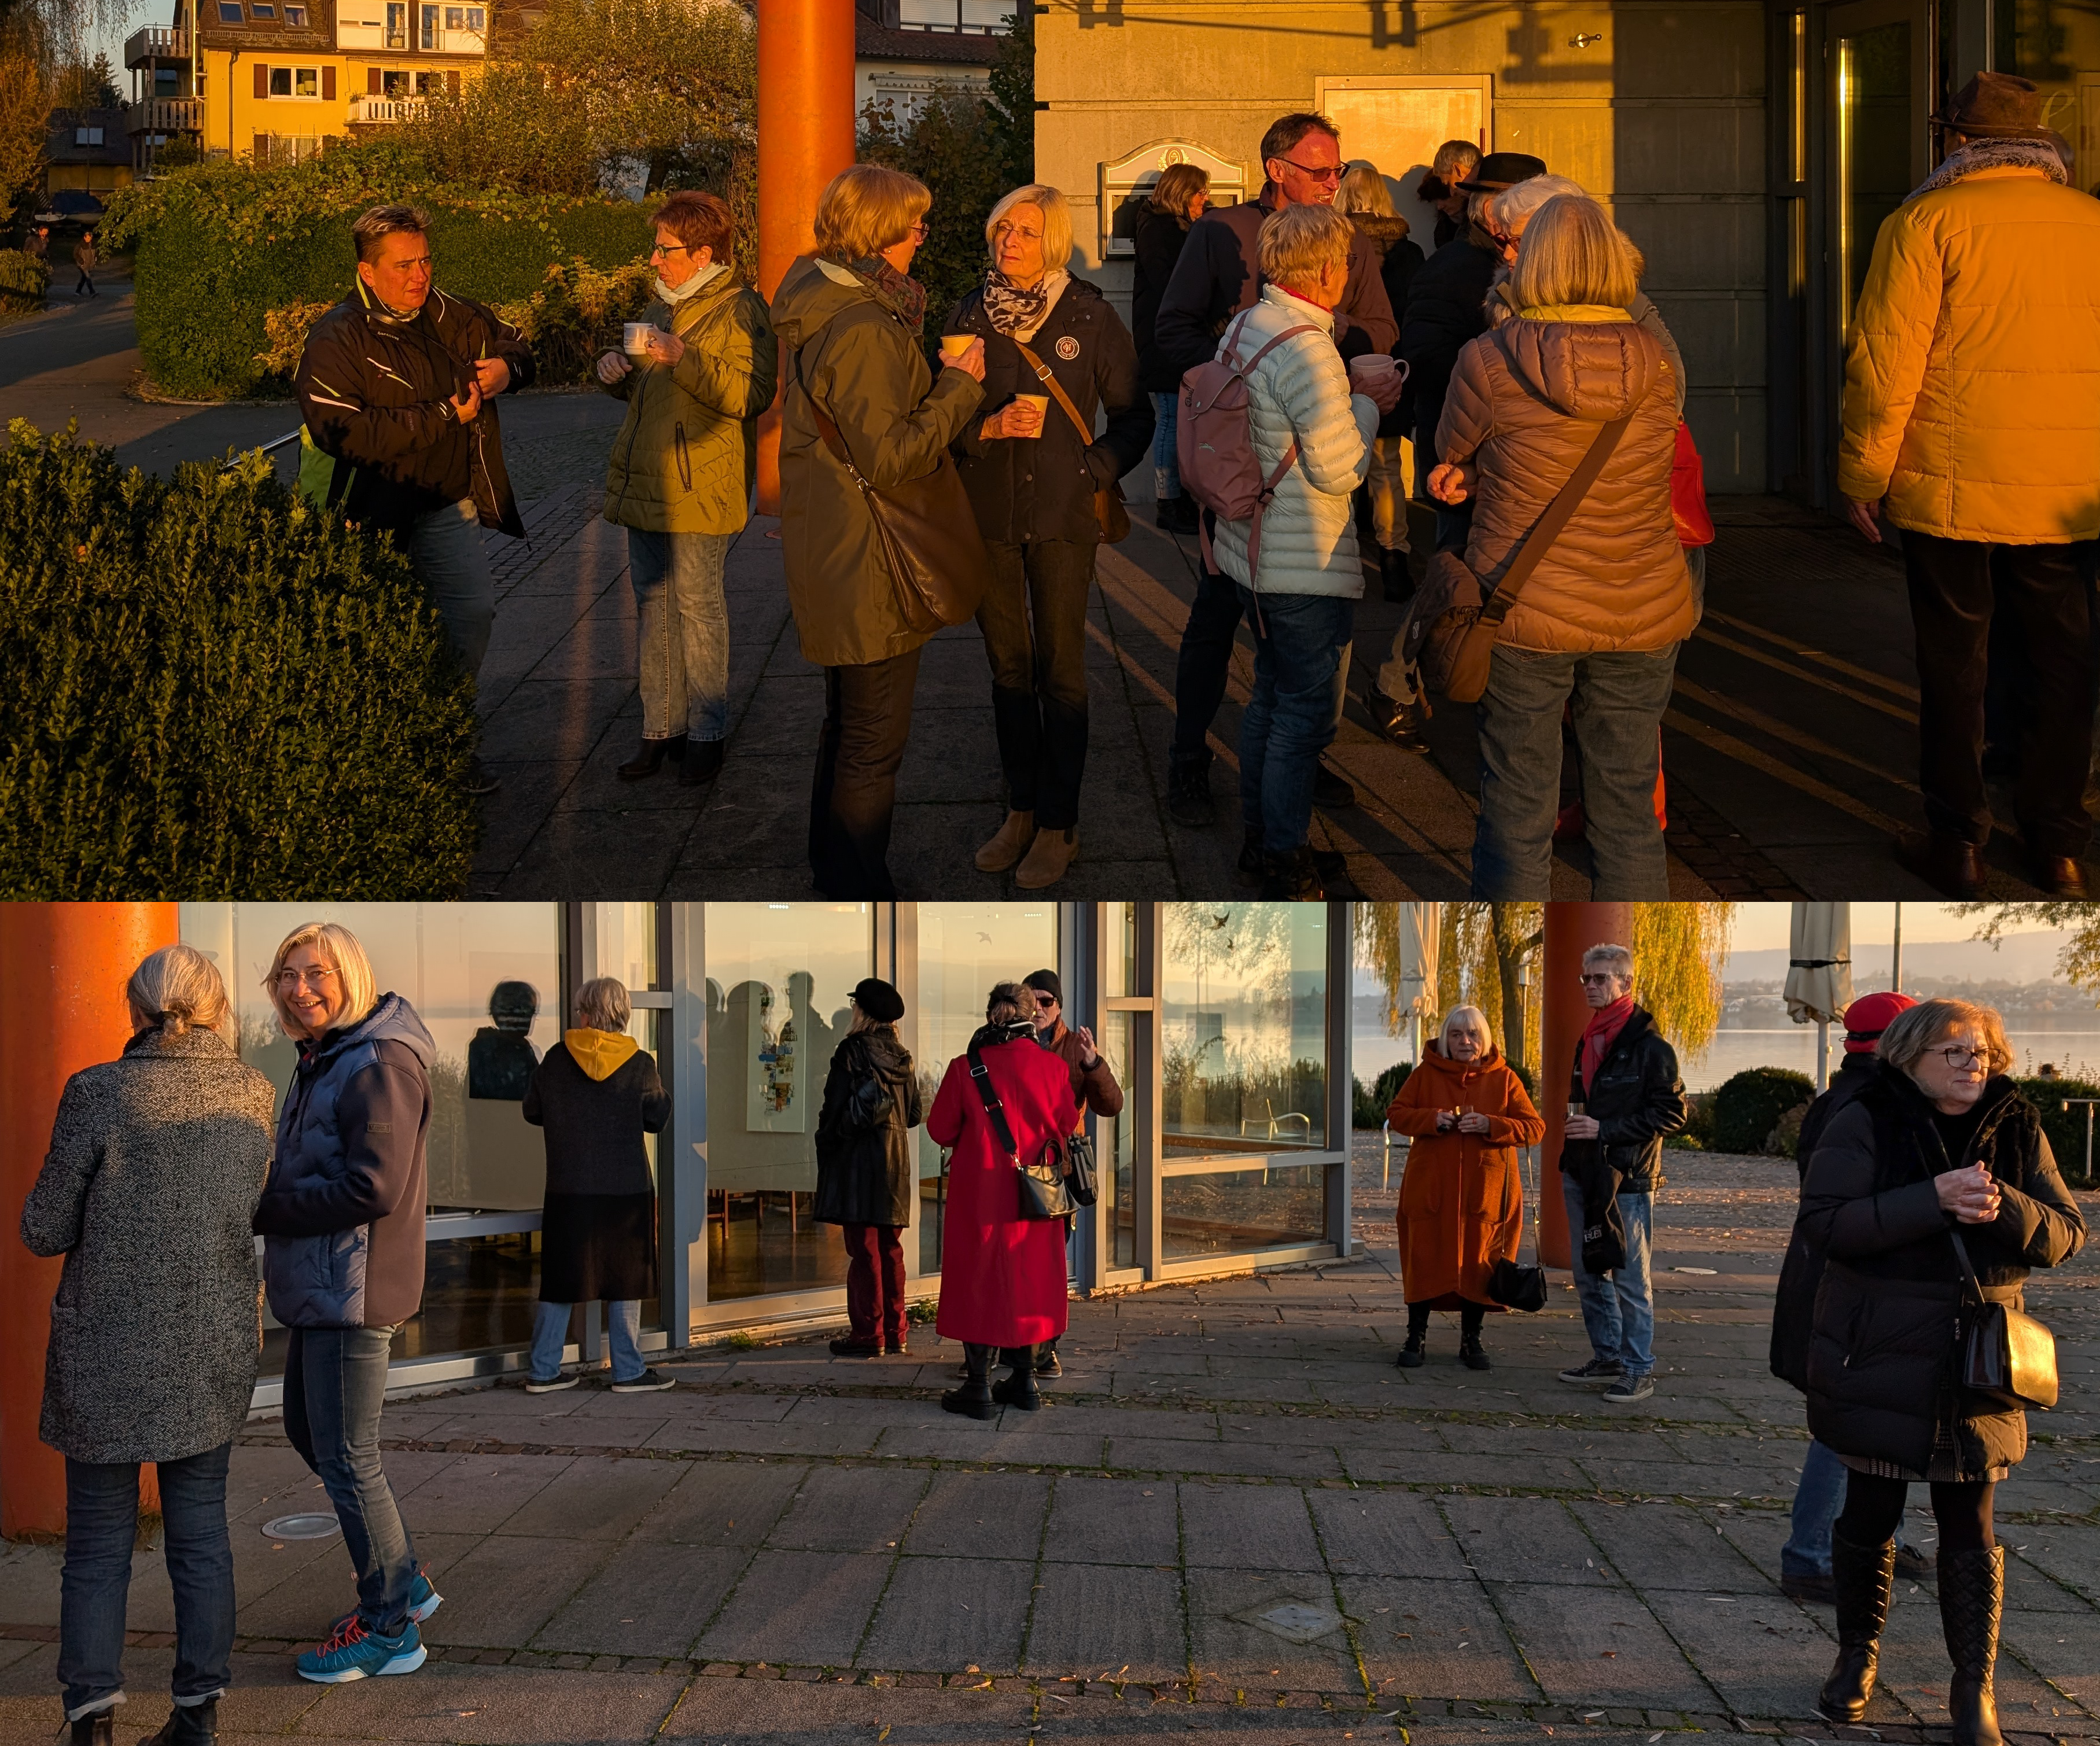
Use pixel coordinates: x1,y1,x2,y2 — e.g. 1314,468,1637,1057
1151,392,1181,493
1473,642,1678,899
60,1442,234,1721
628,527,732,743
407,497,494,680
532,1299,644,1384
1561,1176,1655,1378
1782,1440,1913,1575
283,1325,418,1637
1236,587,1354,853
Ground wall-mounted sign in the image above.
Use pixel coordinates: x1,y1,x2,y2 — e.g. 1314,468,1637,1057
1098,138,1248,259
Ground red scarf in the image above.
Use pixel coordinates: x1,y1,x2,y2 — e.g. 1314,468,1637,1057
1579,993,1637,1093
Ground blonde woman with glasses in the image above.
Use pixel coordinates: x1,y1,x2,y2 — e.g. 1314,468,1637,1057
251,922,443,1685
23,945,273,1746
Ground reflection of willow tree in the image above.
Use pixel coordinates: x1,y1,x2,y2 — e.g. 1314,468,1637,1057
1163,903,1322,1136
1356,903,1735,1079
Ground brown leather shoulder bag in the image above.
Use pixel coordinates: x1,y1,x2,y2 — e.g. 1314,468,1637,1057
1012,337,1130,543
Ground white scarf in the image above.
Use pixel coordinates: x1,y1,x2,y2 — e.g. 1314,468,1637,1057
655,260,730,307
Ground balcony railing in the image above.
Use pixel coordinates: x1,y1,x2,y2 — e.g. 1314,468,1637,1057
127,96,205,134
345,94,425,123
124,24,188,67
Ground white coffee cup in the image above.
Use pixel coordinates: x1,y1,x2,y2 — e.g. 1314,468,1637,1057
1350,353,1399,384
623,322,657,356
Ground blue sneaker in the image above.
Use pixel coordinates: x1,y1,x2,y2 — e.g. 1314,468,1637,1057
328,1567,440,1637
296,1616,426,1684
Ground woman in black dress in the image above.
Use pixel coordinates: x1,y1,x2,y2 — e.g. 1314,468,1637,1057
1130,161,1210,535
522,977,673,1393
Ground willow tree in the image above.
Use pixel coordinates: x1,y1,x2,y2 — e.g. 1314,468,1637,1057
1356,903,1737,1079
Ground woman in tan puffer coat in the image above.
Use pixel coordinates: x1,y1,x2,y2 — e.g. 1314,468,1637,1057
1430,192,1692,901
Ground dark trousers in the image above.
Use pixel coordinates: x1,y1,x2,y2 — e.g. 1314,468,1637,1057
1836,1471,1994,1553
283,1325,419,1637
841,1222,906,1343
1406,1301,1486,1339
1168,531,1243,774
60,1442,234,1721
75,268,95,297
1905,531,2097,857
978,537,1094,829
809,646,922,898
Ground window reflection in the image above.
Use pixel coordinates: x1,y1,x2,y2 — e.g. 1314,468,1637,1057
912,904,1058,1273
704,904,872,1300
1162,1164,1325,1258
1099,1010,1137,1268
1162,903,1327,1154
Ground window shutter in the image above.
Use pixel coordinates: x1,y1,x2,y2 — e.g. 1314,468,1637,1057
446,69,460,94
253,61,268,97
367,65,382,93
322,64,336,98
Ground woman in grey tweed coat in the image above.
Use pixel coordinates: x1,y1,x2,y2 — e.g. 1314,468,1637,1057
21,944,274,1746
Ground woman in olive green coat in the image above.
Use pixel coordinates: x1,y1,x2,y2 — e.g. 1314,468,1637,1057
772,163,985,898
597,190,778,789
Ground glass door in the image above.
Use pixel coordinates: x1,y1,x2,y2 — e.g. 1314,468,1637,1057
1829,0,1931,338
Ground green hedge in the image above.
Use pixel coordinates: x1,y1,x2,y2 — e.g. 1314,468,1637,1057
0,421,480,896
2012,1075,2100,1184
1711,1066,1816,1155
1353,1060,1413,1129
102,148,651,399
0,249,49,319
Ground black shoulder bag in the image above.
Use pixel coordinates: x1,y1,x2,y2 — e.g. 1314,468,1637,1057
967,1042,1075,1220
1486,1183,1549,1313
1948,1228,2058,1411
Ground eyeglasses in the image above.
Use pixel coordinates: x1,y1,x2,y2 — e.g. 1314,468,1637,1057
1577,973,1621,987
1273,156,1344,183
907,220,932,242
992,222,1044,242
1933,1045,1988,1070
649,242,693,258
276,967,338,989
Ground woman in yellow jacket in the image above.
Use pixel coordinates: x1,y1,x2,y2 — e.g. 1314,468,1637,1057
1384,1005,1544,1370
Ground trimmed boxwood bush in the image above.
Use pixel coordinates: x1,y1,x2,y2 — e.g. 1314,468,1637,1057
1711,1066,1815,1155
0,421,480,896
2012,1075,2100,1184
101,143,651,399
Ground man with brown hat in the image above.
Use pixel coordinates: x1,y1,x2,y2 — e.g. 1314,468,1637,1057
1840,70,2100,900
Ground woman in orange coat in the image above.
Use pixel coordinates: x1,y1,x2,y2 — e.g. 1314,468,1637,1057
1384,1004,1545,1370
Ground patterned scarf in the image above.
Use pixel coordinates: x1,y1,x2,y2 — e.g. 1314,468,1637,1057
1908,137,2068,201
981,270,1055,337
841,254,928,334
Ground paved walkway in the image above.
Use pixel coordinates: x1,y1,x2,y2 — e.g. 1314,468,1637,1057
0,1150,2092,1746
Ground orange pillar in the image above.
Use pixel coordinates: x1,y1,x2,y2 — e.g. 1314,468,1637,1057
753,0,859,514
1537,901,1633,1270
0,904,179,1537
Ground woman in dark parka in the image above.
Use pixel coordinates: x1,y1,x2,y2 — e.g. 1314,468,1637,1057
1800,997,2084,1746
815,977,924,1358
1131,160,1210,535
522,977,673,1394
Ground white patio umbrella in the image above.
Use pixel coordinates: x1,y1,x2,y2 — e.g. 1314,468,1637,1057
1785,903,1855,1092
1398,903,1440,1058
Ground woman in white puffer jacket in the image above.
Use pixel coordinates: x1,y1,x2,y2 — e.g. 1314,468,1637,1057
1210,202,1406,897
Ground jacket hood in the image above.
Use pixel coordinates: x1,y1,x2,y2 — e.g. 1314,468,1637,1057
1349,213,1413,252
1416,1042,1506,1078
1493,317,1660,421
314,991,434,1071
771,255,885,352
845,1028,916,1078
565,1027,640,1080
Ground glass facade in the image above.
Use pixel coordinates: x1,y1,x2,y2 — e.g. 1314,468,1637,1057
1162,1164,1326,1259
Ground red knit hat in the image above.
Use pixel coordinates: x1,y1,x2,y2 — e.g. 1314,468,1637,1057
1842,990,1917,1054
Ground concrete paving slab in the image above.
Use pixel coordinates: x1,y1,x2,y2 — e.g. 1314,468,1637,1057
1108,1438,1343,1480
857,1555,1037,1673
1023,1563,1188,1682
497,1455,685,1541
399,1453,575,1534
1485,1581,1720,1711
1338,1574,1537,1704
1182,1568,1360,1695
659,1677,1036,1744
767,1467,929,1555
423,1533,617,1650
2015,1523,2100,1602
292,1658,688,1743
532,1540,747,1657
1567,1501,1773,1592
1438,1497,1618,1585
1308,1489,1476,1581
902,1471,1052,1561
695,1550,892,1664
1042,1477,1182,1567
1178,1486,1322,1572
632,1461,806,1546
1642,1587,1834,1718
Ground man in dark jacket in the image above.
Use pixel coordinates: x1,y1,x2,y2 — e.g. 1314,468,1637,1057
1023,968,1122,1377
1399,152,1545,552
1776,992,1928,1603
1556,940,1686,1404
294,203,534,796
1152,112,1398,828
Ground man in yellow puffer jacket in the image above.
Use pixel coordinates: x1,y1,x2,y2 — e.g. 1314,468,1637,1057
1839,72,2100,900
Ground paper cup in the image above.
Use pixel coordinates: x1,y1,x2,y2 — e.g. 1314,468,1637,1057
1016,392,1051,414
940,334,974,359
623,322,656,356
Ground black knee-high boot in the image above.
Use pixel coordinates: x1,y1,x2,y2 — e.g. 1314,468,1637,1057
942,1343,996,1420
1819,1530,1897,1722
1940,1546,2005,1746
992,1345,1041,1410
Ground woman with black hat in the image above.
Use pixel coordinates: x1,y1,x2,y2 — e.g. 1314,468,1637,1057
815,978,924,1357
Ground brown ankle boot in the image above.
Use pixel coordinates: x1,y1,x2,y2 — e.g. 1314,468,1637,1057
974,808,1036,872
1015,826,1078,889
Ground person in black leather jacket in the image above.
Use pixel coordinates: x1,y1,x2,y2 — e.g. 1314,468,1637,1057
1557,941,1685,1404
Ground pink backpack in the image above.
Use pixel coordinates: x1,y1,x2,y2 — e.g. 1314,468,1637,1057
1175,310,1321,576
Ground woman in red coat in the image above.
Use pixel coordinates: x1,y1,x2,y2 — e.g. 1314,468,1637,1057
1384,1004,1545,1371
929,981,1081,1417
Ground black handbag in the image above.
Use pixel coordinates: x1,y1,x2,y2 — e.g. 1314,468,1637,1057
1486,1174,1548,1312
1063,1128,1100,1208
967,1042,1074,1221
1949,1229,2058,1411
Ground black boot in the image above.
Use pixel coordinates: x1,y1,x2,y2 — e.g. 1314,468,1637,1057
679,738,725,787
991,1346,1041,1410
618,734,685,780
1940,1546,2005,1746
70,1711,115,1746
942,1343,996,1420
1261,843,1326,900
141,1699,218,1746
1380,547,1414,605
1458,1337,1491,1371
1818,1530,1896,1723
1394,1330,1425,1368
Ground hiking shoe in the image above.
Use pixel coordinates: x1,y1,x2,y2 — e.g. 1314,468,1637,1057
1602,1374,1655,1405
1558,1355,1623,1385
329,1569,441,1639
1781,1568,1837,1605
296,1617,425,1684
1166,761,1215,827
610,1367,676,1393
524,1371,580,1393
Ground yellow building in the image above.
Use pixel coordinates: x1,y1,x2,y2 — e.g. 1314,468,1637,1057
123,0,491,173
